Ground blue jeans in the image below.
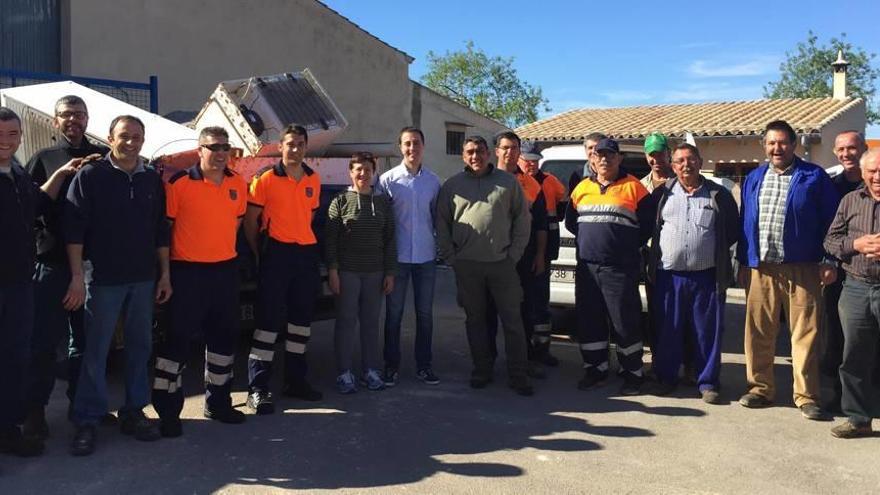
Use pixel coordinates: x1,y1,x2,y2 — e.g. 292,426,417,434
72,281,155,426
383,261,436,371
28,261,85,409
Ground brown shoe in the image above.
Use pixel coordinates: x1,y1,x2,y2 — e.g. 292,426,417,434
831,420,873,439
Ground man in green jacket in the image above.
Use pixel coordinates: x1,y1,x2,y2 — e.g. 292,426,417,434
435,135,533,396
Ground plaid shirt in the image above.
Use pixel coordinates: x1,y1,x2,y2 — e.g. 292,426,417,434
757,165,793,263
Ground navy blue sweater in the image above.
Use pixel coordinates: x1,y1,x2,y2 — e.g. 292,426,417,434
64,159,170,285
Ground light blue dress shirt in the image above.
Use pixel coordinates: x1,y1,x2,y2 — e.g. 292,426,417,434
377,162,441,264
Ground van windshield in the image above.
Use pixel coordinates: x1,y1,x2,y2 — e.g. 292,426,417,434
541,160,585,189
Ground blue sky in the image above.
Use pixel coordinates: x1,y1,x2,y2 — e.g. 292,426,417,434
324,0,880,136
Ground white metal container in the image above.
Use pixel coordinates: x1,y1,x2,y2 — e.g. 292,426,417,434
191,69,347,157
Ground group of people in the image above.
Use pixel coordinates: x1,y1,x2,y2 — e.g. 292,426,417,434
0,96,878,463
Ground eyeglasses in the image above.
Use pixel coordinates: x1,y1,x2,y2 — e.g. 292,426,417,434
673,158,701,165
201,143,232,152
57,111,87,120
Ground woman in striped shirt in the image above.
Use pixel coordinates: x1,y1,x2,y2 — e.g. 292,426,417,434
325,152,397,394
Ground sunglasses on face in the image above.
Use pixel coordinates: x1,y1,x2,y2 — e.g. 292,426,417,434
201,143,232,152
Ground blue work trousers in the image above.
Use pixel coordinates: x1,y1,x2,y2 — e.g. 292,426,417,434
27,261,85,410
576,261,644,378
652,269,724,391
153,260,240,419
247,241,319,393
0,281,34,429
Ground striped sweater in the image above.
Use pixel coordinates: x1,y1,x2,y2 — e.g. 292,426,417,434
324,188,397,275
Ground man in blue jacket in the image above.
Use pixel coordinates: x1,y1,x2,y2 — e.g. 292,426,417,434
736,120,839,421
65,115,172,455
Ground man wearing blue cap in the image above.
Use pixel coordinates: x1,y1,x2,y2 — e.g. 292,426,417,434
565,138,655,395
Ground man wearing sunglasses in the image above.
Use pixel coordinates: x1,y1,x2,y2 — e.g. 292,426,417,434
23,95,108,439
151,127,248,437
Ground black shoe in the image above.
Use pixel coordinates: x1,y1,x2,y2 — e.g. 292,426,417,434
800,403,832,421
119,410,160,441
159,419,182,438
22,407,49,440
0,427,44,457
539,353,560,367
738,393,773,408
470,369,493,389
526,362,547,380
681,365,698,386
619,373,643,396
416,368,440,385
509,377,534,397
283,382,323,402
247,391,275,415
100,412,119,427
383,367,400,387
204,406,246,424
70,425,96,456
577,369,608,390
649,381,676,396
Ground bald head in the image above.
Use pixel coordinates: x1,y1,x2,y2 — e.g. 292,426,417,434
835,130,868,172
861,148,880,199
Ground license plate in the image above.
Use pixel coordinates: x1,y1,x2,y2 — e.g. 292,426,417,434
551,268,575,283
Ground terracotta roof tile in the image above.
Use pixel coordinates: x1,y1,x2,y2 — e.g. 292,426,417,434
516,97,863,142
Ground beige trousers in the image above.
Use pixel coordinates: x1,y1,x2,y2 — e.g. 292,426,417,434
744,262,822,407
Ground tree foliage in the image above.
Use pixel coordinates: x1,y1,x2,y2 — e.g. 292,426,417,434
421,41,550,128
764,31,880,124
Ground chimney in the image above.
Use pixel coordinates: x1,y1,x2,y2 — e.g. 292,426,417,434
832,49,849,100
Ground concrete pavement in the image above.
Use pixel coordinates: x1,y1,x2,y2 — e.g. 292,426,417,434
1,267,877,494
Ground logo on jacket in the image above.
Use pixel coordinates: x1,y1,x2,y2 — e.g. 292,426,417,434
305,187,314,198
229,189,238,201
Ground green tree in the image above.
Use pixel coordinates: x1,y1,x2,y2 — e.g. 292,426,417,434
764,31,880,124
421,41,550,128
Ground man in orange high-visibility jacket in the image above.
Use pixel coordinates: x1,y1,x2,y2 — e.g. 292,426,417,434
565,138,655,396
519,141,565,367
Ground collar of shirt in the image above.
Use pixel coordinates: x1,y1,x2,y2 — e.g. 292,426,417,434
187,163,233,181
107,152,146,175
272,160,314,178
397,160,424,177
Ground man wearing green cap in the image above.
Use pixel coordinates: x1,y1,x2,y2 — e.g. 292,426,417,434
640,133,674,381
641,133,673,193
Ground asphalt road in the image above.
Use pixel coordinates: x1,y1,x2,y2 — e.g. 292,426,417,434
1,266,878,494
